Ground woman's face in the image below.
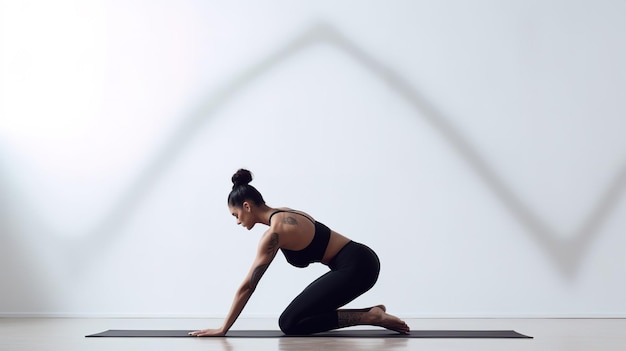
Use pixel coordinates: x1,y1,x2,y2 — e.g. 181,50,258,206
229,202,254,230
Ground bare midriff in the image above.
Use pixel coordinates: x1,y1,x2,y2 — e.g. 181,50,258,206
321,230,352,265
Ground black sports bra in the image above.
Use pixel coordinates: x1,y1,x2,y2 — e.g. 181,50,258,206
268,210,331,268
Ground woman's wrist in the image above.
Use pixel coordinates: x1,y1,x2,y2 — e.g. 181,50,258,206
218,325,228,335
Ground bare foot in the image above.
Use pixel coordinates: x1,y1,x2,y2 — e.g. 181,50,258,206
367,306,410,334
369,304,386,312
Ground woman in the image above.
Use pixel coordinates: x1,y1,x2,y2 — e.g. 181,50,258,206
190,169,410,336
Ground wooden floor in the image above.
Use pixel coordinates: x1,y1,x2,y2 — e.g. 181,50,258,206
1,317,625,351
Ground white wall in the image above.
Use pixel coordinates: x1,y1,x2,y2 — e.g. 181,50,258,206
1,0,625,319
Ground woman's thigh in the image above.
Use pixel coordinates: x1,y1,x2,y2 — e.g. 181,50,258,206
282,243,380,318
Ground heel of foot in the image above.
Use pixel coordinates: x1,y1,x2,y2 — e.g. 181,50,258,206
370,305,386,312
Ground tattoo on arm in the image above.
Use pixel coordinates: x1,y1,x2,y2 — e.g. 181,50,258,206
283,216,297,225
249,233,280,290
267,232,279,254
249,263,269,290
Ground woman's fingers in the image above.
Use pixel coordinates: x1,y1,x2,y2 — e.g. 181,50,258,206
188,329,225,337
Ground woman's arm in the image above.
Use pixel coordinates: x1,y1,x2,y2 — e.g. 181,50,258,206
190,232,280,337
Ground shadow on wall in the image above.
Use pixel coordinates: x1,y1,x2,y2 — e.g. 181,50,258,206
0,162,53,313
5,22,626,282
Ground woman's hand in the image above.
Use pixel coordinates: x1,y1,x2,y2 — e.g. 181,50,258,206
188,328,226,337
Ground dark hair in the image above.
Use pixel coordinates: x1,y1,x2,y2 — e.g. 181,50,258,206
227,169,265,207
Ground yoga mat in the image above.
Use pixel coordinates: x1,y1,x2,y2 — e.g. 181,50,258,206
86,329,532,338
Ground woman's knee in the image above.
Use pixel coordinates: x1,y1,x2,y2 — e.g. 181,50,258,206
278,312,299,335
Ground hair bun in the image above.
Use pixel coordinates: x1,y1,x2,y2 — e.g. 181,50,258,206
232,169,253,188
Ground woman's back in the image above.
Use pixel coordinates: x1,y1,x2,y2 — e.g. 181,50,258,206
268,208,351,266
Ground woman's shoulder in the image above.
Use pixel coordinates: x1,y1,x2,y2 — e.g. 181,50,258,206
273,208,315,223
267,208,316,234
274,206,296,213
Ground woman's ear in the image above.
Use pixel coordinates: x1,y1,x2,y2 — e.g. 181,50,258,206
242,201,252,212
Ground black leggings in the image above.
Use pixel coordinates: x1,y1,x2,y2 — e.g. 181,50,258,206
278,241,380,335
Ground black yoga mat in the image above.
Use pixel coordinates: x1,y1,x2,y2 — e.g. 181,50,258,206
86,329,532,338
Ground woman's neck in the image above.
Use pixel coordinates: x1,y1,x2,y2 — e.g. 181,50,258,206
255,204,275,226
